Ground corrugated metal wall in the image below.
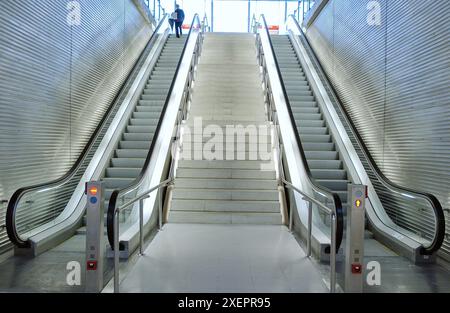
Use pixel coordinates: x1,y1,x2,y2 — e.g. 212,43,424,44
0,0,152,255
305,0,450,260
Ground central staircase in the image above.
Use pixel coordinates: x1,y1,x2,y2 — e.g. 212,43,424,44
168,33,283,225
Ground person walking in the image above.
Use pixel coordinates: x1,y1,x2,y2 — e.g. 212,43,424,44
174,4,185,38
168,11,177,33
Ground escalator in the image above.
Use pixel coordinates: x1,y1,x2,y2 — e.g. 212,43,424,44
271,35,350,212
260,15,445,263
6,17,192,257
78,35,186,233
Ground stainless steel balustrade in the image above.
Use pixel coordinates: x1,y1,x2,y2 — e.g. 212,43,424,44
111,14,203,293
6,15,170,252
285,14,445,257
256,14,342,293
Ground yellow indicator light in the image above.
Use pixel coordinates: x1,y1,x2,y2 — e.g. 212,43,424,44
89,186,98,196
355,199,362,208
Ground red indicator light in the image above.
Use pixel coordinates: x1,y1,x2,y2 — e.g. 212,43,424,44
89,187,98,196
351,264,362,274
87,261,97,271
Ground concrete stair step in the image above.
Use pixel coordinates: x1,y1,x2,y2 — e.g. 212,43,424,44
172,189,279,201
176,168,276,180
177,160,273,169
174,178,278,190
169,211,282,225
171,199,280,213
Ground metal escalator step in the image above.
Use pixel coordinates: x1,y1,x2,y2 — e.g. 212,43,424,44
291,107,320,114
132,111,162,119
141,94,167,101
122,132,154,141
305,151,339,160
302,142,335,151
103,177,135,189
105,167,141,178
135,105,164,112
310,169,347,180
129,118,160,126
298,126,328,135
289,101,316,107
119,140,152,149
308,159,343,169
143,88,169,95
316,179,349,191
293,112,322,120
111,158,146,168
115,149,149,158
295,119,324,127
138,100,165,106
289,95,315,102
299,134,332,142
126,125,157,133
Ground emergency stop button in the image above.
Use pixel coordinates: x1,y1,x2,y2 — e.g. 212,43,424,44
87,261,97,271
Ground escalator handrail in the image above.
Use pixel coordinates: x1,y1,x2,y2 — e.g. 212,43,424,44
259,14,344,253
287,15,445,255
106,14,202,249
6,16,169,248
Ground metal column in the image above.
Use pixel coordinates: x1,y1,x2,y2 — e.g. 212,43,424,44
211,0,214,32
345,184,367,293
85,181,105,293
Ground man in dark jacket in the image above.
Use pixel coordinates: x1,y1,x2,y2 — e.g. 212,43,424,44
174,4,185,38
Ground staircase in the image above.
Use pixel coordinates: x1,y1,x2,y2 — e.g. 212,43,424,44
78,35,186,232
168,33,282,225
271,35,350,214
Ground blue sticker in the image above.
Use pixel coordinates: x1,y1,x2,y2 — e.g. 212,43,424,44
90,197,98,204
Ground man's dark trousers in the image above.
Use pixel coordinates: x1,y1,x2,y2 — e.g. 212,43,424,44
175,22,182,38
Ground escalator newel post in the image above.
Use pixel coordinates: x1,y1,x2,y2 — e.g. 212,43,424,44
344,184,367,293
85,181,105,293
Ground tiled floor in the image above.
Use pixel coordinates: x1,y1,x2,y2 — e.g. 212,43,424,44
117,224,328,292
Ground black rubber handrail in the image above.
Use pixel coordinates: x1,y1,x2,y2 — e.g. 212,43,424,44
107,14,201,249
287,15,445,255
6,16,168,248
259,15,344,253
